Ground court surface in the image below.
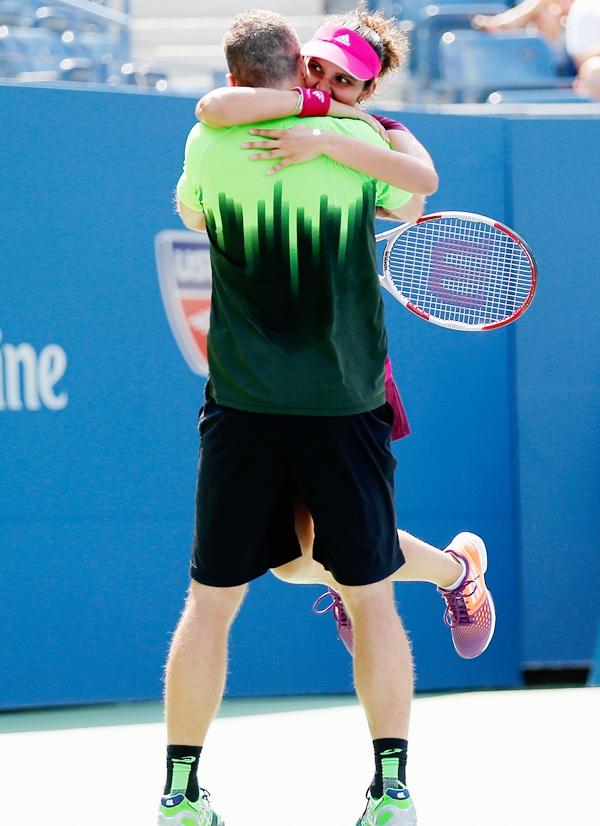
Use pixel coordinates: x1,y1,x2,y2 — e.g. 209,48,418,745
0,686,596,825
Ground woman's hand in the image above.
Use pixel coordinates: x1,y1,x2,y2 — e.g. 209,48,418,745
352,111,390,142
328,100,390,142
242,126,328,174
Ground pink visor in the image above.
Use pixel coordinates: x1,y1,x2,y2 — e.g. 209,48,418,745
300,25,382,82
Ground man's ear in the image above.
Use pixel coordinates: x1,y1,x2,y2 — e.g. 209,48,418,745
298,54,307,85
358,79,378,104
227,72,238,87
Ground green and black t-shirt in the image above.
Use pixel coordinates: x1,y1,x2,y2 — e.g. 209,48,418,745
176,116,411,415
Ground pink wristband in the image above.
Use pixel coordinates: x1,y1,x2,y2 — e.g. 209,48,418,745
293,87,331,117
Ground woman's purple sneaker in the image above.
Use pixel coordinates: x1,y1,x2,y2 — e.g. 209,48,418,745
438,532,496,659
313,587,354,654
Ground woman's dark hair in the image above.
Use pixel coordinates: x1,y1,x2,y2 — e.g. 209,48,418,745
331,0,409,83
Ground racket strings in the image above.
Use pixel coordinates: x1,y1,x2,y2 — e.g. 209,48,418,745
385,218,533,328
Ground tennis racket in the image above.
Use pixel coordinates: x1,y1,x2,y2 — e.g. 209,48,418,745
376,211,537,331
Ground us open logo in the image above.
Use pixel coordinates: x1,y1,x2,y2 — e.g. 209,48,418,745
155,230,212,376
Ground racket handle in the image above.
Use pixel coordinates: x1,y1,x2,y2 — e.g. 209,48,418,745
375,221,410,242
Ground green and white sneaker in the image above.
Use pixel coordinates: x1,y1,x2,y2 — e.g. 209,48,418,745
157,790,224,825
356,785,417,825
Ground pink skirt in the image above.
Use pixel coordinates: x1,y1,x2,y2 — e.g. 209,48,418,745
384,357,410,441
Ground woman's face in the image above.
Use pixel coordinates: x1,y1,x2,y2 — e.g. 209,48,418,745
302,55,369,105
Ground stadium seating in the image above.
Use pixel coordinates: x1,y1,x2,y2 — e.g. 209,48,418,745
0,24,100,83
438,29,566,102
0,29,51,80
0,1,168,90
2,26,67,75
33,5,110,34
412,3,508,91
0,1,38,27
118,61,168,90
0,2,592,103
67,30,120,81
0,3,26,26
370,0,504,17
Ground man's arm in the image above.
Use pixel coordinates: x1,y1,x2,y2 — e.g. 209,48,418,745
177,199,206,232
197,87,301,128
175,123,211,232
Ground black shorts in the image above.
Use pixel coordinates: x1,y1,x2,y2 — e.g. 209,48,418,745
190,397,404,587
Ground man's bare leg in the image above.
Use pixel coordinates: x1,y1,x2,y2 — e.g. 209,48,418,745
339,579,418,824
165,580,247,745
159,581,246,824
338,578,413,737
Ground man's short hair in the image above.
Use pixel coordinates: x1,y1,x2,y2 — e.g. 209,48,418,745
223,9,301,88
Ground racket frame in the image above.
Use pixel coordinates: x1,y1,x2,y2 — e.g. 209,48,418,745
376,211,538,331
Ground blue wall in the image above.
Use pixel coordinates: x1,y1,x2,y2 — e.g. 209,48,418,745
508,118,600,666
0,83,597,708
